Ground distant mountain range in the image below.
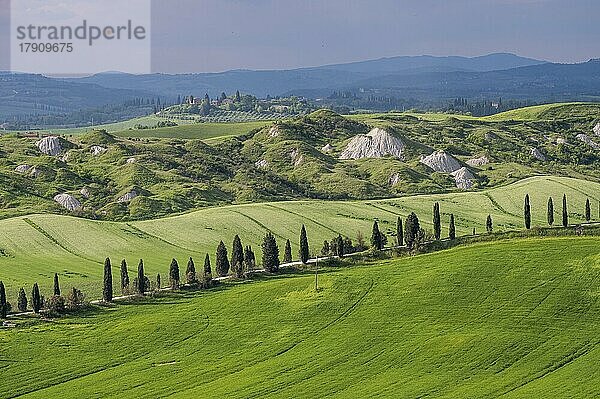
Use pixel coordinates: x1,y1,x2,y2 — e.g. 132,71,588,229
73,53,548,98
2,53,600,125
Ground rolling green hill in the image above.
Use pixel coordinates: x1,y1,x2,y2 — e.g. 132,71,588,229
1,236,599,397
0,176,597,300
1,104,598,221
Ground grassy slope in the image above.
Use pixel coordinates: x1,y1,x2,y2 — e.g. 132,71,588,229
112,120,270,140
0,176,597,300
1,236,599,398
348,102,600,123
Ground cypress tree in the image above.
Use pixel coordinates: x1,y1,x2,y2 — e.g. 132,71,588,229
244,246,255,272
262,232,280,273
103,257,113,302
547,197,554,226
299,225,309,264
284,239,292,263
186,257,197,284
169,258,180,289
562,194,568,227
396,217,403,246
585,198,591,222
137,259,145,295
0,281,7,318
472,227,476,235
524,194,531,229
17,287,27,312
370,220,383,250
486,215,493,234
216,240,230,277
31,283,41,313
449,214,456,240
321,240,330,256
231,235,245,278
203,253,212,280
120,259,129,293
433,202,441,240
156,273,161,289
335,234,345,257
404,212,420,249
53,273,60,296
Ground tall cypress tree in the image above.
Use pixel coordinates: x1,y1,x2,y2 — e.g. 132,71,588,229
103,257,113,302
31,283,41,313
0,281,7,318
404,212,420,249
17,287,27,312
299,225,309,264
547,197,554,226
216,240,230,277
396,217,404,246
203,253,212,280
585,198,591,222
244,246,255,272
169,258,180,289
262,232,280,272
53,273,60,296
486,215,493,234
186,257,197,284
231,235,245,278
156,273,161,290
120,259,130,294
449,214,456,240
562,194,568,227
284,239,292,263
137,259,145,295
336,234,345,257
433,202,441,240
524,194,531,229
370,220,383,250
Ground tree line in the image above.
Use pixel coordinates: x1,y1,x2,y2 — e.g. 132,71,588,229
0,194,595,317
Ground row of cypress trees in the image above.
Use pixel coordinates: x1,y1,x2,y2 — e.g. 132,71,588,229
100,225,312,302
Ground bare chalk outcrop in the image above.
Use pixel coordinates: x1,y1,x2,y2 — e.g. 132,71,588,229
321,144,334,153
339,128,405,160
15,165,32,174
388,173,401,186
118,190,138,203
80,187,91,199
255,159,268,169
576,134,600,150
53,194,81,211
37,136,63,156
90,145,107,156
466,155,490,167
268,126,280,138
126,157,137,164
290,148,304,166
451,167,475,189
420,150,461,173
530,147,546,161
593,122,600,137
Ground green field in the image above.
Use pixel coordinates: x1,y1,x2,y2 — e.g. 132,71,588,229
112,120,270,140
7,117,269,140
1,235,599,397
0,176,597,301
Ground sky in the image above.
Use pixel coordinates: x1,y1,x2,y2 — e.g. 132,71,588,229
1,0,599,73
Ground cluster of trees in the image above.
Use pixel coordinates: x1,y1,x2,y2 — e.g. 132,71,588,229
0,274,86,319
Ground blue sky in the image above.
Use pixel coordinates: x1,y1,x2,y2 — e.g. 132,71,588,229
2,0,599,73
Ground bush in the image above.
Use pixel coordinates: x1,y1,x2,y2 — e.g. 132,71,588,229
65,288,86,311
46,295,66,315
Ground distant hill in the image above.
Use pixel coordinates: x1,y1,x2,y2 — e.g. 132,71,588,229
74,53,547,98
4,54,600,126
